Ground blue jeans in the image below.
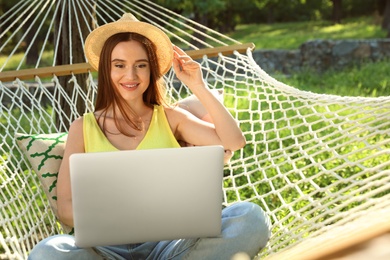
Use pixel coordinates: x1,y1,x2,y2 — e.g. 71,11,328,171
28,202,271,260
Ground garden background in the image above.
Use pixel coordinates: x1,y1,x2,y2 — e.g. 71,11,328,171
1,0,389,97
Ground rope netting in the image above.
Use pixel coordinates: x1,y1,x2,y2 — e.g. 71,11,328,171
1,0,390,259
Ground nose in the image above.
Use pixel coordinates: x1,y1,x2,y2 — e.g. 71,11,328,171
124,66,137,80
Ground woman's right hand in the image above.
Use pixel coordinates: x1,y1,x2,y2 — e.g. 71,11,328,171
172,45,207,94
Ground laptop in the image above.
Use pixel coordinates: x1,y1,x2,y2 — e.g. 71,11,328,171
69,145,224,247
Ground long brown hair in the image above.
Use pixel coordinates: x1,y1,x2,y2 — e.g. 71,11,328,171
94,32,168,136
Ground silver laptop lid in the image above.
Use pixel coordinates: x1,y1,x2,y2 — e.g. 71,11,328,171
69,145,224,247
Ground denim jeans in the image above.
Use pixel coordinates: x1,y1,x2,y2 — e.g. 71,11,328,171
28,202,271,260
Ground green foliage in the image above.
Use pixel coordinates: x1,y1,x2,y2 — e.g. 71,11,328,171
251,0,384,23
157,0,384,27
229,16,386,50
156,0,386,34
156,0,225,16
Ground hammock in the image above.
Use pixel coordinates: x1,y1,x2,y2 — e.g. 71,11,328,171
1,0,390,259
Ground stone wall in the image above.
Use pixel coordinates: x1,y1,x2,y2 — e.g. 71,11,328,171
252,39,390,74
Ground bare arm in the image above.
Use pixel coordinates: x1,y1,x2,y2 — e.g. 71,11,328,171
57,117,85,227
172,45,246,152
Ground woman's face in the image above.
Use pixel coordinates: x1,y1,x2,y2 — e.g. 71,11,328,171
110,40,151,103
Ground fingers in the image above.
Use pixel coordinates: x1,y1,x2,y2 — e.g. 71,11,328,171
173,45,193,63
173,45,188,56
172,45,203,84
174,55,192,67
173,49,199,73
224,150,233,164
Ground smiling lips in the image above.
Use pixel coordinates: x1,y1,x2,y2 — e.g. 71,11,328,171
121,83,139,89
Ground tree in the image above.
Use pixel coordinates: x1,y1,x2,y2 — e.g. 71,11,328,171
383,0,390,37
331,0,342,24
54,1,93,130
252,0,323,24
156,0,226,46
253,0,282,24
156,0,225,28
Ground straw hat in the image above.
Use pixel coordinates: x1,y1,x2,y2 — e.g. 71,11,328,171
84,13,173,75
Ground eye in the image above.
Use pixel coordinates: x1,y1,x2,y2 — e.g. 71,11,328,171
114,63,125,69
135,63,148,69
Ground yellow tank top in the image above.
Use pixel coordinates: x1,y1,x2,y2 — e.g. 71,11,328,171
83,105,180,152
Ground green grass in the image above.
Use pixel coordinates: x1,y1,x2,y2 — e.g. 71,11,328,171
0,51,54,71
229,16,386,49
273,59,390,97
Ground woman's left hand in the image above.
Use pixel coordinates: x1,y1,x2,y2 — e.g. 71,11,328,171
172,46,246,153
172,45,206,92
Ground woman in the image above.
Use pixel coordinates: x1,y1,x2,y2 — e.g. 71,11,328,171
28,13,270,260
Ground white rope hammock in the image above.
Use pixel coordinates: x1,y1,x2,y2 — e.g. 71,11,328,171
1,0,390,259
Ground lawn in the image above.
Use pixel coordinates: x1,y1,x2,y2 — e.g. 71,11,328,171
229,16,387,50
273,60,390,97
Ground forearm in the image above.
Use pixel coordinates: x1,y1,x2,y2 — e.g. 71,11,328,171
56,118,84,228
173,45,245,151
57,161,75,228
57,199,74,228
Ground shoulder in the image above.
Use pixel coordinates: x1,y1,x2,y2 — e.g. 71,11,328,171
63,116,85,153
160,105,192,132
163,105,193,121
68,116,84,136
69,112,97,129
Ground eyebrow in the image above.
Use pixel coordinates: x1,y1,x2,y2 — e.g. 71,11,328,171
111,58,149,63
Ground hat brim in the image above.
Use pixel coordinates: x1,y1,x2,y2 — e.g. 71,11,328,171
85,20,173,75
